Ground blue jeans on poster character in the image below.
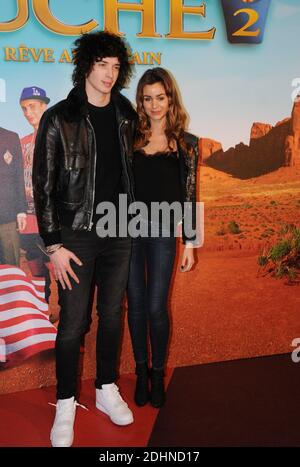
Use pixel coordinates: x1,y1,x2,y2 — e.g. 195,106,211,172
127,223,177,370
221,0,271,44
20,233,51,303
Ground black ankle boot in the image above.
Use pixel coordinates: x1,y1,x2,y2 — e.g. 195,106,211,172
150,368,166,408
134,362,150,406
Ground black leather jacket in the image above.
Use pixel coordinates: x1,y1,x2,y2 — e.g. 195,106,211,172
32,86,137,246
177,133,199,244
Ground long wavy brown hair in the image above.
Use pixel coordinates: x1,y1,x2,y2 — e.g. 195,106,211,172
135,67,191,155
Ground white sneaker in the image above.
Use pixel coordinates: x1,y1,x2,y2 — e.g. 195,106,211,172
96,383,134,426
50,397,77,447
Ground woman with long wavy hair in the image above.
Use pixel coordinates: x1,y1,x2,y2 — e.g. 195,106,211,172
127,67,199,408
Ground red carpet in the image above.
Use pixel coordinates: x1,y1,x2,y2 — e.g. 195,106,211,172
1,354,298,447
0,370,173,447
149,354,300,447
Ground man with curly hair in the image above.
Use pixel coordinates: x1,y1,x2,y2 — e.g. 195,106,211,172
32,31,137,447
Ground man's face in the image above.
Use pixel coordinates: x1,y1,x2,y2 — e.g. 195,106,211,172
86,57,120,97
20,99,47,130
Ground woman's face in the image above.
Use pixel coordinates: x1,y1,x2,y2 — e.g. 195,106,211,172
142,82,170,123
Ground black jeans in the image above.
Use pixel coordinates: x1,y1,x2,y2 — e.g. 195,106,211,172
127,230,176,370
56,226,131,399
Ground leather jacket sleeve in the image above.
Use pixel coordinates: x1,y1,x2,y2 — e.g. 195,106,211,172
182,137,199,246
32,110,62,246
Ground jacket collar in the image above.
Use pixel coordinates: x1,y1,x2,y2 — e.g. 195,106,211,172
64,85,136,123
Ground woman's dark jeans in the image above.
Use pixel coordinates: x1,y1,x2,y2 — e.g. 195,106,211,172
127,228,176,370
56,226,131,400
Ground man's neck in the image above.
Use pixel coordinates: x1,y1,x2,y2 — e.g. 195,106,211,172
85,83,111,108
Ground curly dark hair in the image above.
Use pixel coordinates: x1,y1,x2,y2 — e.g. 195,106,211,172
72,30,134,91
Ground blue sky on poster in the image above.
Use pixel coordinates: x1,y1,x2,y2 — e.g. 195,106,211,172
0,0,299,150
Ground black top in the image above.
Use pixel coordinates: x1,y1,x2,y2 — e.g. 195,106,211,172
88,101,123,222
132,149,183,226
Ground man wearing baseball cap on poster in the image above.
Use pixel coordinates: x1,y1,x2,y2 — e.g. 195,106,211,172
19,86,52,303
0,126,27,266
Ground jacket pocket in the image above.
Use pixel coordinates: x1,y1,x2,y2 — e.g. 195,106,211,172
57,163,87,207
63,153,88,170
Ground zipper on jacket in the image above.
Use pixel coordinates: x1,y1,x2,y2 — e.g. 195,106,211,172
119,119,135,204
86,116,97,231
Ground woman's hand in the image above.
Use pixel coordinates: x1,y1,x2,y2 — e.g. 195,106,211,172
50,247,83,290
180,243,195,272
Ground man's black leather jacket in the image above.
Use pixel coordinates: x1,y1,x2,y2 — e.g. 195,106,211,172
32,85,137,246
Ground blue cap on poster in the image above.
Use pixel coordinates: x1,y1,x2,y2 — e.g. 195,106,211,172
19,86,50,104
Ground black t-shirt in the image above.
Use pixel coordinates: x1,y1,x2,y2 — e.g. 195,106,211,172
87,101,123,223
132,149,183,227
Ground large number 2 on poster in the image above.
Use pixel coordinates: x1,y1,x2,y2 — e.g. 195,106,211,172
222,0,270,44
232,8,260,37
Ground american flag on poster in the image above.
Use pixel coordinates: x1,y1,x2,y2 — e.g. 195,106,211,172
0,265,57,367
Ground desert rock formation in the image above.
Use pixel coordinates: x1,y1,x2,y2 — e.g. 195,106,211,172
204,99,300,178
